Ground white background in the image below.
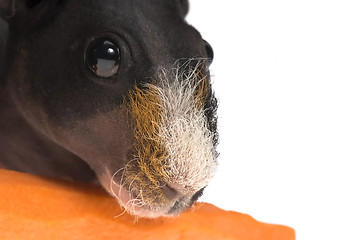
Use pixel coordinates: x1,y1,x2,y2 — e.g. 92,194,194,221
187,1,361,240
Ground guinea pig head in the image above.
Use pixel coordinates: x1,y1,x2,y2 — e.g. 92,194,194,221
1,0,218,218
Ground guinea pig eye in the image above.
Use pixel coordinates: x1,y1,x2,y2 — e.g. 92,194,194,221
203,40,214,64
87,39,120,78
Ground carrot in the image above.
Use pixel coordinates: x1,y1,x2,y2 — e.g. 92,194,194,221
0,169,295,240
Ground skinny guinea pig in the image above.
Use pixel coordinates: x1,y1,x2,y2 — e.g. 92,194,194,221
0,0,218,218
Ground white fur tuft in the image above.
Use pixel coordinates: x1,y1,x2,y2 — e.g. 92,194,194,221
150,61,218,194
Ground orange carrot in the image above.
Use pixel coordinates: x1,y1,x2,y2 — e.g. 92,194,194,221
0,169,295,240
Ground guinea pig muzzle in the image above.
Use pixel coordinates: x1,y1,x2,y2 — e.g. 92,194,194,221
101,60,218,218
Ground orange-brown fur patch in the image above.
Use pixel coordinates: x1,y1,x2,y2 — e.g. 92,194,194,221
125,84,169,205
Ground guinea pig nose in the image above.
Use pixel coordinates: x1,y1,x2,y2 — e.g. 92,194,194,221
160,182,179,200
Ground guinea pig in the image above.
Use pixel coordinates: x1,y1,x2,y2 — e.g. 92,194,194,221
0,0,218,218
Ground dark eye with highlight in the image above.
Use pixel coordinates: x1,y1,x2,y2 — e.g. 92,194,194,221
87,39,120,78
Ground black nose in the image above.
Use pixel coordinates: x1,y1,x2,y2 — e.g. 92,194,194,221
203,40,214,65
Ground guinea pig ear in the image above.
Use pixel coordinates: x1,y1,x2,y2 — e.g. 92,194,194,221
178,0,189,18
0,0,16,19
0,0,49,21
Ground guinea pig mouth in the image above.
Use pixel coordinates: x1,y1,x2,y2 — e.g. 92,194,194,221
106,170,206,218
107,177,185,218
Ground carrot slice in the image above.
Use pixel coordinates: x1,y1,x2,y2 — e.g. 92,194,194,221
0,169,295,240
